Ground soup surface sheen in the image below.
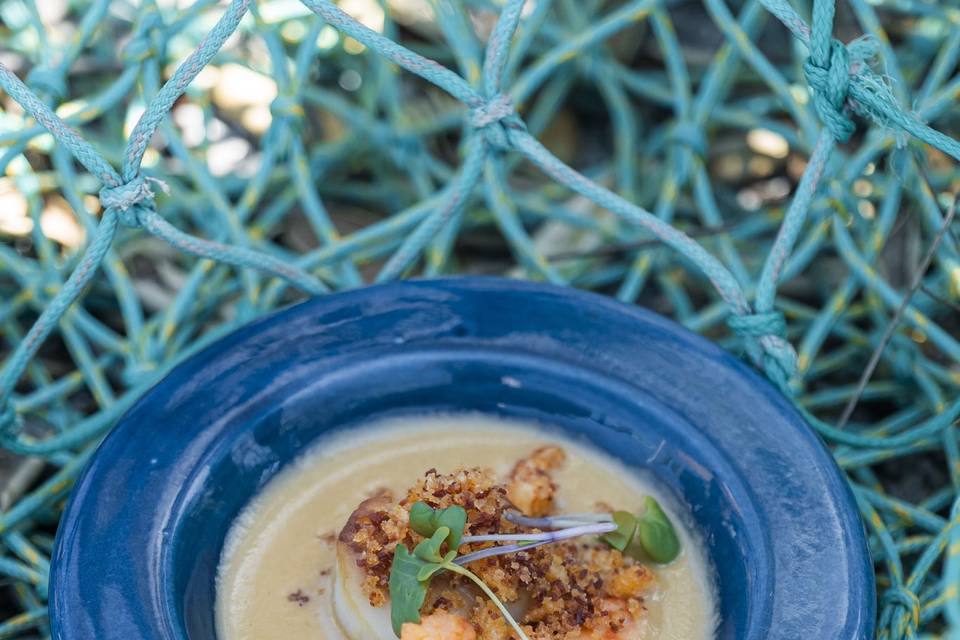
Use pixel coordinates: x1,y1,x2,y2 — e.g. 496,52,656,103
216,414,718,639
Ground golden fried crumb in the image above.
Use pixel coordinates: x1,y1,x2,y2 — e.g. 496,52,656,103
517,541,649,638
406,466,511,534
344,467,512,605
608,564,654,599
401,612,477,640
339,492,410,605
472,599,522,640
339,446,656,638
567,597,646,639
507,446,566,517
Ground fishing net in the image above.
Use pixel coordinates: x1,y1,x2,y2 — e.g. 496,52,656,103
0,0,958,636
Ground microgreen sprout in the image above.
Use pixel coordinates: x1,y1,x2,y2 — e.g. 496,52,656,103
388,499,680,638
599,497,681,564
456,522,618,565
409,502,467,549
389,503,531,640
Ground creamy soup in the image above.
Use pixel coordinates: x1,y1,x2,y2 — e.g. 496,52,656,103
216,414,717,639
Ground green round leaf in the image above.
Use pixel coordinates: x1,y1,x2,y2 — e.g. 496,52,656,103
435,506,467,549
600,510,638,552
414,527,449,563
637,496,680,564
409,502,436,538
408,502,467,550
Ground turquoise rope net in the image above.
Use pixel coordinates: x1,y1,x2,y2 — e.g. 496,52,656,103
0,0,959,636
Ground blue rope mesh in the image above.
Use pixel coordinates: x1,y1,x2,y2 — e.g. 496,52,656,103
0,0,958,636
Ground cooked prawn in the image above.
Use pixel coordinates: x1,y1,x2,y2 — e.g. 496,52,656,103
506,446,566,517
401,612,478,640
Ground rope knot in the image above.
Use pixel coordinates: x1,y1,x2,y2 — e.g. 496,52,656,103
728,311,797,391
803,36,880,142
99,175,169,228
470,94,524,150
668,122,709,158
881,585,919,636
727,311,787,338
270,95,306,124
26,67,67,103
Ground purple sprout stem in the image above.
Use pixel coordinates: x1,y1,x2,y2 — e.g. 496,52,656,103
504,512,614,529
455,539,554,565
455,522,617,565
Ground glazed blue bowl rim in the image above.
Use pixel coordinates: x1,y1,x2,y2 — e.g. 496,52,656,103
49,276,875,639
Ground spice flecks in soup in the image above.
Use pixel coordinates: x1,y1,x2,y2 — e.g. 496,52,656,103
216,414,717,639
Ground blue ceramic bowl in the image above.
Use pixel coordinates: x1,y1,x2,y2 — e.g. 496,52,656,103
50,277,874,639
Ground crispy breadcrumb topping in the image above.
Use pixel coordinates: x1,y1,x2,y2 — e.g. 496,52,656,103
340,446,656,638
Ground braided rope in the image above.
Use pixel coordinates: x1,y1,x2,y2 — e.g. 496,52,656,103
0,0,958,636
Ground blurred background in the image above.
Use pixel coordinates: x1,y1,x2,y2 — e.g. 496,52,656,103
1,0,960,636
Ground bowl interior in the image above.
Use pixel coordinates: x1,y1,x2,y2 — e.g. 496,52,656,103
172,350,762,639
50,278,872,640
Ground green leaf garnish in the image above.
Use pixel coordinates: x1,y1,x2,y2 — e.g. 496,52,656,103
416,561,446,582
637,496,681,563
389,501,530,639
599,499,681,564
414,527,450,563
409,502,467,549
388,545,429,636
390,530,455,635
600,510,638,551
408,502,435,536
